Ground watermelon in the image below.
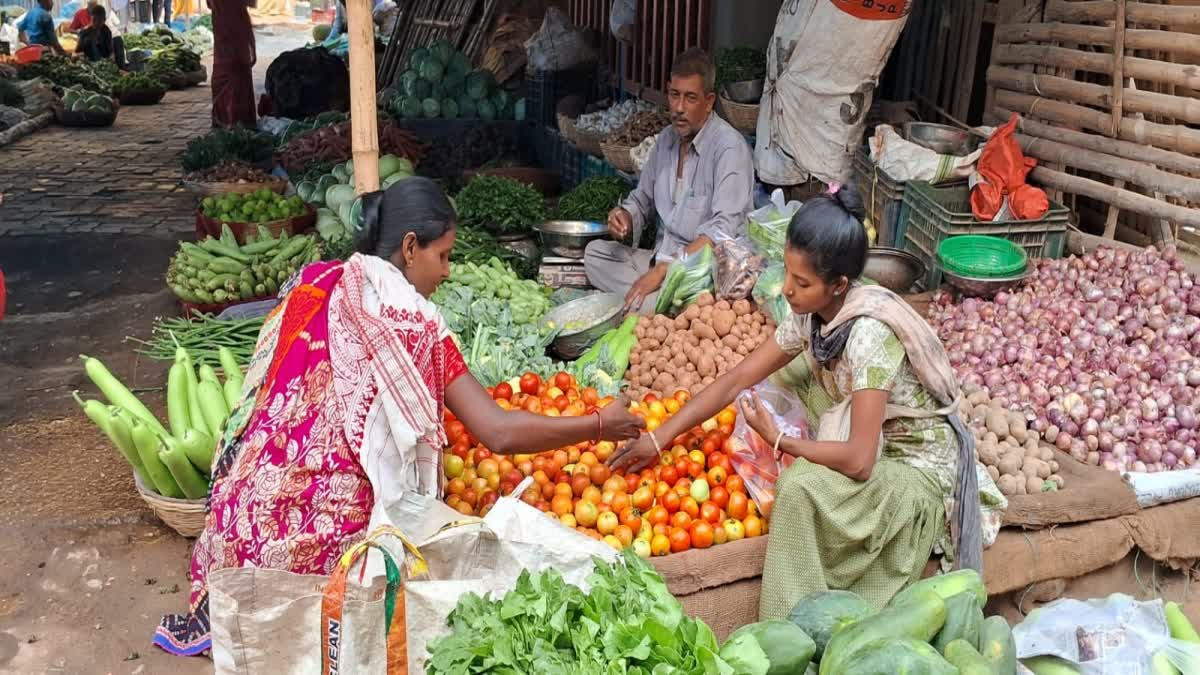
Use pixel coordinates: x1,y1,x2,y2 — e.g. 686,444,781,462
788,590,875,663
834,637,957,675
720,621,816,675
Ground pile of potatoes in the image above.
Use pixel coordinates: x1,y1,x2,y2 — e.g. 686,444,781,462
625,292,775,400
961,383,1067,496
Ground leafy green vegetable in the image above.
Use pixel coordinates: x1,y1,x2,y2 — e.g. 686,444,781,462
182,127,276,172
455,175,547,236
426,552,731,675
451,226,539,279
554,176,633,222
715,47,766,87
419,59,445,82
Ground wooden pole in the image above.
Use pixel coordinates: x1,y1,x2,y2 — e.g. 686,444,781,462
991,44,1200,91
1029,165,1200,228
993,108,1200,174
347,0,380,194
1044,0,1200,27
986,66,1200,124
993,89,1200,155
1110,0,1125,137
995,23,1200,58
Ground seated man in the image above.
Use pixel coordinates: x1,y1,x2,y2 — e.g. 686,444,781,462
76,5,116,62
584,48,754,314
17,0,66,54
69,0,99,32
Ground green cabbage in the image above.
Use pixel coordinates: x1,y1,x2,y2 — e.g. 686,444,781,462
448,52,471,78
429,40,454,67
465,70,493,100
421,97,441,119
456,94,477,118
440,97,459,119
419,58,444,83
398,69,420,97
408,47,428,70
477,99,495,121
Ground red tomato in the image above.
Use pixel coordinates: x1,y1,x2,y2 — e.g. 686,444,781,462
519,372,541,396
726,475,746,494
661,491,681,514
670,511,692,530
669,527,692,553
708,486,730,510
581,387,600,406
493,382,513,401
554,371,573,391
680,496,700,519
727,492,749,520
689,521,714,549
659,465,679,486
446,421,467,445
700,502,722,524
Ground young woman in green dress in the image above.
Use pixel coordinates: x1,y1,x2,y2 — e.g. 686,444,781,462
610,184,1003,617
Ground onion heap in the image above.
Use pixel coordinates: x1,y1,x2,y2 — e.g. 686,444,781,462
930,245,1199,474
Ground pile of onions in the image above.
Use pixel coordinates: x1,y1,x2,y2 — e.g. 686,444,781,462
930,245,1200,474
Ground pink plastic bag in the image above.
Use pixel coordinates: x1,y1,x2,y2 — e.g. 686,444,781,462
727,382,810,518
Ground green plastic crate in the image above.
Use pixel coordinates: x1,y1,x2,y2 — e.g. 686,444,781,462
852,147,906,248
900,181,1069,290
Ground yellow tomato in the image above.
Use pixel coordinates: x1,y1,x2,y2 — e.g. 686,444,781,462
546,386,565,400
560,513,577,528
648,401,667,418
664,398,681,414
689,450,706,467
717,407,737,427
543,407,561,417
645,416,662,432
495,399,512,410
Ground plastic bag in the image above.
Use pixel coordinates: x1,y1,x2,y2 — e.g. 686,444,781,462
751,262,791,325
525,8,596,73
654,244,715,316
970,113,1049,222
1013,594,1179,674
714,234,766,301
727,383,809,518
747,188,801,261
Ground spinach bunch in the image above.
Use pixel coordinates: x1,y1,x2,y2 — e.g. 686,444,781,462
715,47,766,87
452,226,540,280
426,552,730,675
553,176,632,223
455,174,547,236
182,127,276,172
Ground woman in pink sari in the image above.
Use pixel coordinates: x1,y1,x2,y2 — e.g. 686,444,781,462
155,177,645,656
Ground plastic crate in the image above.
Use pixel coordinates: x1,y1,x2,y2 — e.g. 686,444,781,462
900,181,1069,290
523,67,597,132
852,147,905,248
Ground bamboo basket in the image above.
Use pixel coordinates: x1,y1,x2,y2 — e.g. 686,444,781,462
135,473,207,538
574,128,605,157
557,113,578,144
182,176,288,196
719,95,760,134
194,203,317,243
601,140,637,174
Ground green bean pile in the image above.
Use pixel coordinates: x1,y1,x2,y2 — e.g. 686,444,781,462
131,314,265,367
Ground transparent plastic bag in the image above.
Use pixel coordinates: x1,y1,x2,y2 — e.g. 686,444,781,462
654,244,715,315
714,234,766,301
752,262,791,325
727,383,810,518
747,188,801,261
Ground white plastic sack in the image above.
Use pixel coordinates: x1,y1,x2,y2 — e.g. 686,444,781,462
404,477,618,675
525,7,596,73
755,1,911,186
747,187,801,260
1014,594,1176,674
609,0,635,41
1123,467,1200,508
869,123,982,184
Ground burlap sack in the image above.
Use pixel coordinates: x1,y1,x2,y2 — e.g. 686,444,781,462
651,536,769,641
1002,451,1140,528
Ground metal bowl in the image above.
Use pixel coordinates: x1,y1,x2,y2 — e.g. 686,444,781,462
864,247,926,293
902,122,980,156
541,292,625,360
535,220,609,259
942,268,1030,298
724,79,765,104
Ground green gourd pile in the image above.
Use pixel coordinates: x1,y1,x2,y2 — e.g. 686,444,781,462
167,225,320,305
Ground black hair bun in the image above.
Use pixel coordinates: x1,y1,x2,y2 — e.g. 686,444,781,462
354,189,386,255
833,183,867,223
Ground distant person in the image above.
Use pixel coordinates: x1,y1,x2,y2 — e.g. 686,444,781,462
17,0,66,54
153,0,173,25
69,0,99,31
208,0,256,128
76,5,117,63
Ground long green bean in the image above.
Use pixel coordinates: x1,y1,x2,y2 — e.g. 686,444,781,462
130,314,264,366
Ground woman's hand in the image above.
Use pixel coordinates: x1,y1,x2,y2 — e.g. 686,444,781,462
607,433,659,473
737,392,781,448
598,396,646,442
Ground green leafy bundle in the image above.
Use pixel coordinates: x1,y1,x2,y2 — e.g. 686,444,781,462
182,127,275,172
112,73,167,96
451,226,540,280
553,176,632,223
18,55,117,94
715,47,766,87
426,552,731,675
455,174,547,235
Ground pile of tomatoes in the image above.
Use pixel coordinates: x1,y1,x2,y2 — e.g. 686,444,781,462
442,372,767,557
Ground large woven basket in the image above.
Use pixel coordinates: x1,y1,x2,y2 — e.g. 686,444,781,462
181,176,288,196
574,128,605,157
719,95,760,134
194,202,317,243
557,113,578,144
601,140,636,174
135,473,207,537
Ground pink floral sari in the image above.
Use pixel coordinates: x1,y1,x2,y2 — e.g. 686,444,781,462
155,255,466,656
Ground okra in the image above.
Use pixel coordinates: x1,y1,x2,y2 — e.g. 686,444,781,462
198,238,250,263
159,439,209,499
240,238,281,255
270,236,310,265
207,258,246,275
130,419,184,498
205,273,239,291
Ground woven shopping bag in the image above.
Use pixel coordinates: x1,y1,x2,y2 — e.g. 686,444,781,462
209,526,427,675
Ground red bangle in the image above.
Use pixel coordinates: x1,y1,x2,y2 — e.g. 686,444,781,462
592,409,602,443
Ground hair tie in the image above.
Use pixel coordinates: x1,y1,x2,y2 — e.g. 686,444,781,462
827,182,843,196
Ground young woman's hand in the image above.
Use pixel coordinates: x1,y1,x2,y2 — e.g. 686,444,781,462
737,392,782,448
607,433,659,473
598,396,646,441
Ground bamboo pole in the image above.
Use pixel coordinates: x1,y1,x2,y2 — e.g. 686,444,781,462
993,108,1200,174
347,0,380,194
995,23,1200,58
1103,180,1124,240
986,66,1200,124
993,89,1200,155
1044,0,1200,27
1029,165,1200,228
1110,0,1125,137
991,44,1200,91
1005,129,1200,202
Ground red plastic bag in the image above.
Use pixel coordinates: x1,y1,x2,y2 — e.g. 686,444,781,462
0,268,6,321
971,113,1049,222
727,383,809,518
